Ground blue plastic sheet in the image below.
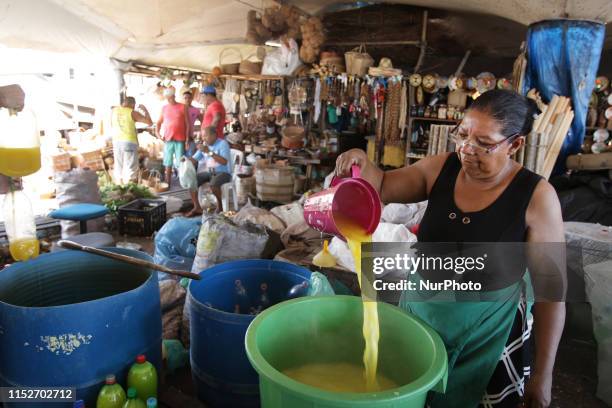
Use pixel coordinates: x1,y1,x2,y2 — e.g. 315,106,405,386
525,20,605,175
154,217,202,279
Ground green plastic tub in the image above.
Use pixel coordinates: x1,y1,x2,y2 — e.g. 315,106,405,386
245,295,447,408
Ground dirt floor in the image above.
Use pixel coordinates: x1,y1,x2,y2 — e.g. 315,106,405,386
552,336,607,407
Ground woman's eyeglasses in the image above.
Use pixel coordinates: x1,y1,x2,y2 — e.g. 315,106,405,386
450,123,519,155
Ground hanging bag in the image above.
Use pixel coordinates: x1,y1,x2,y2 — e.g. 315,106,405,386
345,45,374,76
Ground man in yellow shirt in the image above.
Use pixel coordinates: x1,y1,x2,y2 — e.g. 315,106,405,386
110,96,152,184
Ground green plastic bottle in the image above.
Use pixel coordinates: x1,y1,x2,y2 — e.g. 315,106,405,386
96,374,127,408
127,355,158,402
122,388,146,408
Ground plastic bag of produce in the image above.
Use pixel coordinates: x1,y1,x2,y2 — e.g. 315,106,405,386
154,217,201,280
178,159,197,191
233,201,286,234
54,168,104,237
159,280,186,340
584,260,612,405
381,201,428,227
271,201,304,227
190,214,272,274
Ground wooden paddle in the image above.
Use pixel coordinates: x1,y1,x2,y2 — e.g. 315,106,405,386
57,240,201,280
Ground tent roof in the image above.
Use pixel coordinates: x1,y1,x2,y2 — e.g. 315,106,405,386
1,0,610,72
294,0,612,25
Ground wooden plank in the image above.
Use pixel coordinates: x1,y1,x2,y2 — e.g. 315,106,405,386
541,111,574,179
566,152,612,170
534,95,559,135
220,74,284,81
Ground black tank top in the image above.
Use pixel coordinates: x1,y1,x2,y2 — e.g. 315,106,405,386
418,154,542,243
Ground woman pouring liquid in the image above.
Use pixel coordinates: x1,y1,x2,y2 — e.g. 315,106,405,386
335,89,565,408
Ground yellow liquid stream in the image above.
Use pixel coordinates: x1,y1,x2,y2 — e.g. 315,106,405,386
0,147,41,177
334,215,381,392
283,362,397,393
9,237,40,261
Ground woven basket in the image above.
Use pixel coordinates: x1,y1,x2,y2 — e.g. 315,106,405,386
219,48,242,75
239,54,263,75
281,126,305,149
345,45,374,76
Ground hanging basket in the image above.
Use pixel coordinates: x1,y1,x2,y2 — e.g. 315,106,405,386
345,45,374,76
239,54,263,75
219,48,242,75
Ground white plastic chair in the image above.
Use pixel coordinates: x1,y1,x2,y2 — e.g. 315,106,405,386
220,149,244,212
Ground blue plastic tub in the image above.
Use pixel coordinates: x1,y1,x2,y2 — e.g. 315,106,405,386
0,248,162,407
189,259,311,408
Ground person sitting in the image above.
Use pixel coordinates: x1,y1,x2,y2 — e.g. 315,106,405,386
184,126,232,216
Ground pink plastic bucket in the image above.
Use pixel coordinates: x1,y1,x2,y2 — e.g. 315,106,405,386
303,166,381,240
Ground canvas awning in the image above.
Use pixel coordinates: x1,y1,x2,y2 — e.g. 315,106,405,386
0,0,610,73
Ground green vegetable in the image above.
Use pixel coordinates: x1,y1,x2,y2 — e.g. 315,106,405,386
100,181,156,215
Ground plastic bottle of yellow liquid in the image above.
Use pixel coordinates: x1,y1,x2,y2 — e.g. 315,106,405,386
0,108,41,177
127,355,157,402
2,190,39,261
312,240,337,268
96,374,127,408
121,388,146,408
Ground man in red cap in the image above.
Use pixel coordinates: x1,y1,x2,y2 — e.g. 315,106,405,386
201,85,226,140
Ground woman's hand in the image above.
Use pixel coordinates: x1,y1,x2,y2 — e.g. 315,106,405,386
335,148,368,176
522,371,552,408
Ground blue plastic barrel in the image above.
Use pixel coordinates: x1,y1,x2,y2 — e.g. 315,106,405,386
0,248,162,408
189,259,311,408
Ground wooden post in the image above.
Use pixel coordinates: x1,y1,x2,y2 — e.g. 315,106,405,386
414,10,428,73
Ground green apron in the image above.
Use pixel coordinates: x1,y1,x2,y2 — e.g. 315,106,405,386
399,275,530,408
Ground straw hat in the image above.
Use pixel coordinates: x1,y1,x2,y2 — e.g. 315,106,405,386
378,57,393,68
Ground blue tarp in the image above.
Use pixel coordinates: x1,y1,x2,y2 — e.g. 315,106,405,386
525,20,606,176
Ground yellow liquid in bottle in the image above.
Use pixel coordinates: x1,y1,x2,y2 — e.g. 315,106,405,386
0,147,41,177
9,237,40,261
283,362,397,393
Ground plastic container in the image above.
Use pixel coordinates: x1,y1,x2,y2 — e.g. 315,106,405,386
0,107,41,177
1,189,39,261
97,374,127,408
127,355,158,402
189,260,311,408
303,166,381,240
0,248,162,408
246,296,448,408
122,389,146,408
118,199,167,237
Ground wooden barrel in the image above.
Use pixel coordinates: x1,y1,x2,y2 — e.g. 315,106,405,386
255,165,294,203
